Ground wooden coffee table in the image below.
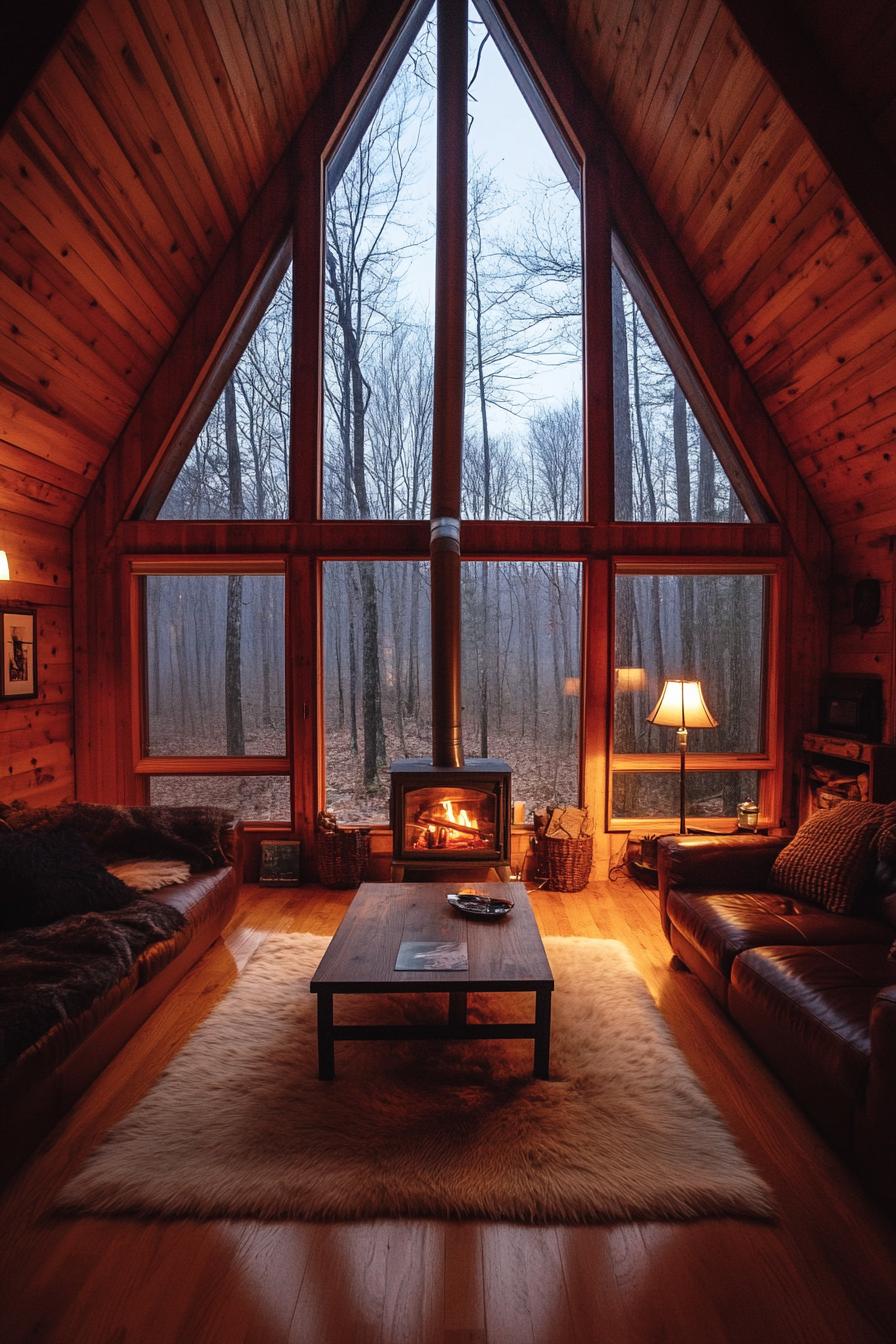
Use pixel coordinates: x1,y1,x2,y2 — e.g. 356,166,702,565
310,881,554,1080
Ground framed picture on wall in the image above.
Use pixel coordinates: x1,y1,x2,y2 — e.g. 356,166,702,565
1,609,38,700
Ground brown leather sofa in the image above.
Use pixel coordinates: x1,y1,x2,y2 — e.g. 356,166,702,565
1,822,242,1184
658,834,896,1205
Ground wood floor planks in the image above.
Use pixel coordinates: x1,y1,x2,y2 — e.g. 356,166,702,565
1,877,895,1344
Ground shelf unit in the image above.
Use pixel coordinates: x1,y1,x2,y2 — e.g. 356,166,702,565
800,733,896,819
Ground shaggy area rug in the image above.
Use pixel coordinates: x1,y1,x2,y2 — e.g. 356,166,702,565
57,935,774,1224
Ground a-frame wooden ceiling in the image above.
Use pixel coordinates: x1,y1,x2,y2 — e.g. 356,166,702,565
1,0,893,554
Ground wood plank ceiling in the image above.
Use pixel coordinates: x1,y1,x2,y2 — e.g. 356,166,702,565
0,0,893,729
0,0,369,530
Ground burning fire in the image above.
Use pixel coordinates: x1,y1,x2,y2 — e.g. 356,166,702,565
411,796,491,850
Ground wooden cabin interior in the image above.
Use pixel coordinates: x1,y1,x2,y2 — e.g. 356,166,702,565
1,1,896,1340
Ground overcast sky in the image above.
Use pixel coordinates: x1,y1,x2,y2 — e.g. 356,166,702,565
398,5,583,436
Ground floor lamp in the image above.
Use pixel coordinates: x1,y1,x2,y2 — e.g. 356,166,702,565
646,679,718,834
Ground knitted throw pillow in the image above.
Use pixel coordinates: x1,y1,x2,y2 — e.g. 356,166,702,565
771,801,886,914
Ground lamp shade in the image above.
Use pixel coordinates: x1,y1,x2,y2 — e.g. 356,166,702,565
647,679,718,730
0,550,8,582
615,666,647,692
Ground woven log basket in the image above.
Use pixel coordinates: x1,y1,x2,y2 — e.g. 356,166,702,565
537,833,593,892
316,828,370,888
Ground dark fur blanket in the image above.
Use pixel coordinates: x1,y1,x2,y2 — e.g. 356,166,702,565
0,801,234,872
0,899,186,1070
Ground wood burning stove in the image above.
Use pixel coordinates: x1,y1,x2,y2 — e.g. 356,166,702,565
389,758,512,880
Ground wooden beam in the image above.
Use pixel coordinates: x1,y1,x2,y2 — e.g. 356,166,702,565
723,0,896,273
112,519,784,559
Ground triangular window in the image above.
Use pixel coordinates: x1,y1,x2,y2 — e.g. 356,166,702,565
462,3,582,522
612,241,763,523
156,262,292,520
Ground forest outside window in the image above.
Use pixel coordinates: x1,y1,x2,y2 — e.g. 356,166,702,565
612,568,774,823
322,1,583,526
156,264,292,520
322,559,581,824
139,566,289,822
612,244,762,525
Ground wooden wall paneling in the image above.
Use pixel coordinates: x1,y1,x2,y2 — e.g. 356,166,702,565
731,210,885,377
0,446,87,526
646,8,762,224
76,2,227,272
130,0,253,225
0,510,73,805
168,0,268,189
0,197,157,387
694,140,827,305
0,130,176,357
712,173,847,339
28,61,209,300
755,283,896,416
723,0,896,270
623,0,718,177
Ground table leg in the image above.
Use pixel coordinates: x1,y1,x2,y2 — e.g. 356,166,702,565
448,990,468,1030
534,988,552,1079
317,992,335,1081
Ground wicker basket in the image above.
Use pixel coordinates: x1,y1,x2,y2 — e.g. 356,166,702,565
536,832,593,892
316,828,370,888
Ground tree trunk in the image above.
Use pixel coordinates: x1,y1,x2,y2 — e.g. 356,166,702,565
672,382,692,523
696,428,715,521
611,268,635,521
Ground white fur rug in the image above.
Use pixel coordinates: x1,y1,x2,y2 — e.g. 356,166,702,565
57,935,774,1223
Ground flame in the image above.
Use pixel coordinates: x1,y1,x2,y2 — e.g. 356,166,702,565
439,798,478,831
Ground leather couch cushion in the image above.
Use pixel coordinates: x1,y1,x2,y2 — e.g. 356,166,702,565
729,946,896,1140
136,869,237,986
666,887,893,979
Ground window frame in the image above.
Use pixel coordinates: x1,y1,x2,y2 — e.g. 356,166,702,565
608,556,784,832
108,0,798,859
128,557,292,818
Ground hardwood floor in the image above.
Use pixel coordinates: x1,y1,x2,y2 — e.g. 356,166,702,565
2,876,895,1344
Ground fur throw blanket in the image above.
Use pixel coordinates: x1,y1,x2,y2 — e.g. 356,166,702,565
0,801,234,872
0,900,186,1070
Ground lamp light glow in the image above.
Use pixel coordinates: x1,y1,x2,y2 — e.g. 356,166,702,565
615,666,647,692
0,550,9,582
646,678,718,834
646,679,718,729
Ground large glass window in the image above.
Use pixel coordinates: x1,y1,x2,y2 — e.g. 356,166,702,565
322,14,437,520
158,267,292,520
612,261,753,523
463,6,583,522
144,573,286,757
613,570,770,821
461,561,581,810
148,775,290,821
322,558,581,822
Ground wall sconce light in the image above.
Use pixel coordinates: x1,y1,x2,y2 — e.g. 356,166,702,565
0,550,9,582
